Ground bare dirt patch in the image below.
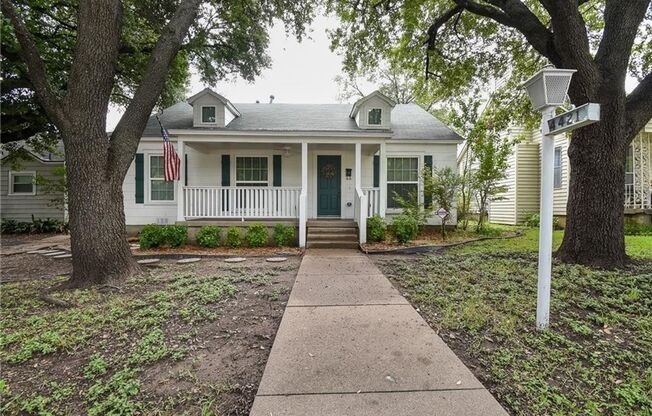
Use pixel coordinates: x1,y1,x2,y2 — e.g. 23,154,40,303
1,250,300,415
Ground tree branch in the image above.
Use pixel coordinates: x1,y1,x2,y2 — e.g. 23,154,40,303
1,0,67,129
109,0,202,182
594,0,650,79
625,71,652,138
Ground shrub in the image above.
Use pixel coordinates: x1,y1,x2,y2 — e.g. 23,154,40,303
1,218,68,234
225,227,243,248
246,223,269,247
139,225,164,249
625,223,652,236
392,214,418,244
524,213,562,230
196,225,221,248
139,225,187,248
273,224,295,246
161,225,188,247
367,216,386,242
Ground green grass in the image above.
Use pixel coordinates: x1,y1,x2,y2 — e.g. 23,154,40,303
0,267,251,415
451,228,652,259
378,230,652,415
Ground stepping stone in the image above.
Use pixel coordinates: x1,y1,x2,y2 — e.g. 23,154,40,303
224,257,246,263
43,251,67,257
137,258,160,265
177,258,201,264
53,254,72,259
266,257,287,263
31,249,58,254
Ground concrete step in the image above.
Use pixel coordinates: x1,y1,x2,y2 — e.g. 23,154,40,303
308,227,358,235
307,233,358,242
307,220,356,228
306,241,359,249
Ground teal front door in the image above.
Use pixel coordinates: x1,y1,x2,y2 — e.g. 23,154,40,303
317,155,341,217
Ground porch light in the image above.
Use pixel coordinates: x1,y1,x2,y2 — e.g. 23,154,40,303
523,66,576,111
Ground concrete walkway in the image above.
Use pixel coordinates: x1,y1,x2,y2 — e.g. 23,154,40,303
250,249,508,416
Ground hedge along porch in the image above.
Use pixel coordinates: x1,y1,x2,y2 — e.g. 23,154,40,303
122,89,464,247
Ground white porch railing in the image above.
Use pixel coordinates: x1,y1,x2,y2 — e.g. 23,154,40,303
183,186,301,218
363,187,380,217
354,187,367,244
625,184,651,210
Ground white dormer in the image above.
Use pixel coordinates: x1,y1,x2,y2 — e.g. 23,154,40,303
349,90,396,130
187,88,240,128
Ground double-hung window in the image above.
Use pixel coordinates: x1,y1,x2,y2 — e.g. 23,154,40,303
149,155,174,201
236,157,268,187
368,108,382,125
202,106,216,123
387,157,419,209
553,147,563,189
9,171,36,195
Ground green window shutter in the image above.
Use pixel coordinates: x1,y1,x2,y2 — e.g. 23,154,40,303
184,154,188,186
221,155,230,186
273,155,282,186
135,153,144,204
424,155,433,208
373,155,380,188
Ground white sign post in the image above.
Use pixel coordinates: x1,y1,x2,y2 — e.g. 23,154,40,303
523,66,600,330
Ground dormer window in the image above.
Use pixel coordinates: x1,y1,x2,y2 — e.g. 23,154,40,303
368,108,382,125
202,106,217,123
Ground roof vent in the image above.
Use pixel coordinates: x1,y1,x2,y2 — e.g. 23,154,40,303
269,94,275,104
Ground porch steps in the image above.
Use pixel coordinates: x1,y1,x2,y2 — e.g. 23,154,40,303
306,220,359,249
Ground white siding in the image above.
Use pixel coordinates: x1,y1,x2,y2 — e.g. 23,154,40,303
489,149,517,225
192,94,226,127
532,131,569,216
355,96,392,130
0,159,65,222
515,137,541,223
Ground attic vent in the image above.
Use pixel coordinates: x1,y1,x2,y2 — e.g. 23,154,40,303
155,217,169,225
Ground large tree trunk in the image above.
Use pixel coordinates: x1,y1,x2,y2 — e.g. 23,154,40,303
63,129,139,288
556,100,633,268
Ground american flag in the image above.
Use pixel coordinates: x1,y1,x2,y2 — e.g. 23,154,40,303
157,115,180,181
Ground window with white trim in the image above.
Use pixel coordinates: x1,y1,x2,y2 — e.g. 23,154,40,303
368,108,382,125
387,157,419,209
553,146,562,189
236,157,268,186
149,155,174,201
9,171,36,195
202,106,216,123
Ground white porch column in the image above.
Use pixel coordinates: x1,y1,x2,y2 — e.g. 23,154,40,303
379,141,387,218
355,142,367,244
299,141,308,248
176,140,185,222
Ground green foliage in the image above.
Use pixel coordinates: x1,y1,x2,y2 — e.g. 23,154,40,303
273,224,295,247
367,215,386,242
224,227,243,248
1,217,68,234
625,223,652,236
524,213,562,230
139,225,187,249
129,329,169,365
424,166,463,239
393,190,430,231
391,214,418,244
35,165,67,209
84,354,109,380
86,368,140,416
139,225,164,249
195,225,221,248
246,223,269,247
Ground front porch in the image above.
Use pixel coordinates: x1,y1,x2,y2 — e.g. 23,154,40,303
174,140,387,246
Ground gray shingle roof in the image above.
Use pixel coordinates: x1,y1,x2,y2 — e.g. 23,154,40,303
143,101,462,141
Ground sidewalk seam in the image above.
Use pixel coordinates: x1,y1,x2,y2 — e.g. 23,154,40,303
256,387,487,397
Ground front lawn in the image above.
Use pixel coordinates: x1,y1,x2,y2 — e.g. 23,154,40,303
374,231,652,415
0,255,299,415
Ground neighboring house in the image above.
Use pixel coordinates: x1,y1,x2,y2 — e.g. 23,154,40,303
461,120,652,225
0,141,66,222
124,88,463,247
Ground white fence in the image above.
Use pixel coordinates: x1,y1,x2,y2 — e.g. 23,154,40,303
183,186,301,218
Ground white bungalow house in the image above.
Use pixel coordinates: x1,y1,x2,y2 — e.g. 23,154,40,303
458,119,652,225
123,89,463,247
